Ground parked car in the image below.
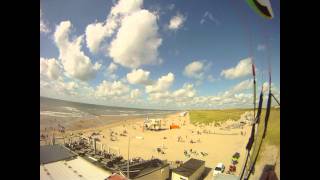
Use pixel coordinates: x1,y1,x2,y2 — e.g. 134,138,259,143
232,152,240,164
213,163,225,175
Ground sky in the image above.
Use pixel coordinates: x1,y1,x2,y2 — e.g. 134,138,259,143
40,0,280,110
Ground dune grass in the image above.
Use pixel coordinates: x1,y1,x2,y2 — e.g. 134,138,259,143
189,109,251,125
262,108,280,148
249,108,280,164
189,108,280,169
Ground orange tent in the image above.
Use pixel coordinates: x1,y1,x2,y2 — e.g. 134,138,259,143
170,124,180,129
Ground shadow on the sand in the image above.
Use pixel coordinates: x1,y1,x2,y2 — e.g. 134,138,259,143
147,128,169,131
201,167,213,179
259,164,279,180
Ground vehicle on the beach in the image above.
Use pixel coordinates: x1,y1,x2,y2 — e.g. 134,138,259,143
232,152,240,165
213,163,225,175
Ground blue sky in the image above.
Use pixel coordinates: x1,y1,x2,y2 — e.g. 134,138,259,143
40,0,280,110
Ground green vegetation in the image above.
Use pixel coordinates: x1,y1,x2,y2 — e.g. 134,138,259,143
189,108,280,164
262,108,280,148
189,109,251,125
189,108,280,147
250,108,280,164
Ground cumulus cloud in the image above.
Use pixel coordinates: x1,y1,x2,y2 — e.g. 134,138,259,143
207,75,216,82
107,62,118,74
104,62,118,80
183,61,204,79
168,13,186,30
54,21,101,81
127,69,150,84
40,9,50,33
109,9,162,69
221,57,252,79
146,72,174,93
85,22,112,53
147,83,196,106
231,79,253,93
40,57,60,80
130,89,141,99
172,84,196,99
95,80,130,97
85,0,143,53
40,77,80,97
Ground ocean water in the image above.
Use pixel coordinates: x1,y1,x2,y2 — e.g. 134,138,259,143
40,97,176,130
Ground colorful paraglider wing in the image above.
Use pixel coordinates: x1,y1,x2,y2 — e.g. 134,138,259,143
246,0,274,19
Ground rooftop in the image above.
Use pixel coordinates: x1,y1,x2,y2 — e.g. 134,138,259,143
172,158,205,177
40,144,77,164
121,159,169,179
40,156,111,180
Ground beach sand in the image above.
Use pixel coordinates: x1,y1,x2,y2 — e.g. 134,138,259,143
63,112,251,178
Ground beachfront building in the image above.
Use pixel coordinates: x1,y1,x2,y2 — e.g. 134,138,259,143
180,111,188,117
40,144,111,180
171,158,205,180
121,159,170,180
144,118,162,130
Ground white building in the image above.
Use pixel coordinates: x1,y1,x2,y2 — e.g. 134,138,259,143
40,144,111,180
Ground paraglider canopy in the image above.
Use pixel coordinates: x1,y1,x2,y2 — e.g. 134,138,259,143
246,0,274,19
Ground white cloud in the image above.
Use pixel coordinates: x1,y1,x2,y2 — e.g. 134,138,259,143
148,91,170,101
231,79,253,94
257,44,266,51
172,84,196,99
109,9,162,69
130,89,141,99
85,0,143,53
168,13,186,30
95,80,130,97
127,69,150,84
200,11,220,25
41,77,80,97
40,9,50,33
85,22,111,53
168,4,175,11
183,61,204,79
207,75,216,82
54,21,101,81
147,83,196,106
221,57,252,79
146,72,174,93
104,62,118,80
40,57,60,80
107,62,118,74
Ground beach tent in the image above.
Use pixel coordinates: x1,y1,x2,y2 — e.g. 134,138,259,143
170,124,180,129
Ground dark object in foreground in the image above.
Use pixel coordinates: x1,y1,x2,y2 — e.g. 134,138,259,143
259,164,278,180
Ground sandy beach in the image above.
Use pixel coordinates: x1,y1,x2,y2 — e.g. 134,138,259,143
59,112,252,178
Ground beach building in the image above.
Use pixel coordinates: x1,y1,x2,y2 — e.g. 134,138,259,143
171,158,205,180
144,118,162,130
40,144,111,180
180,111,188,117
121,159,170,180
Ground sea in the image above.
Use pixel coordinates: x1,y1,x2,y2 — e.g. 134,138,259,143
40,96,176,130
